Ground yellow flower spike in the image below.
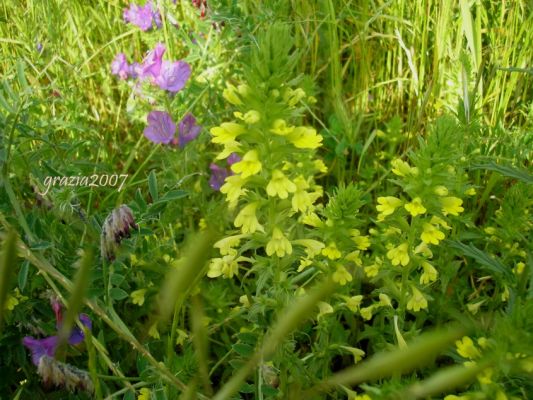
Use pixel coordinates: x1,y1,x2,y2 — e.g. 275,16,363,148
297,258,312,272
234,203,263,234
376,196,403,217
210,122,245,144
216,141,242,160
406,286,428,312
220,174,248,204
404,197,427,217
266,170,296,199
419,261,438,284
391,158,418,176
314,159,328,173
287,126,323,149
231,150,262,178
455,336,481,359
293,239,325,258
441,196,464,216
317,301,334,320
345,295,363,312
223,83,243,105
433,185,449,196
386,242,410,266
131,289,147,306
421,223,445,245
360,305,374,321
270,119,294,136
332,265,352,285
266,228,292,257
322,242,341,260
214,234,245,255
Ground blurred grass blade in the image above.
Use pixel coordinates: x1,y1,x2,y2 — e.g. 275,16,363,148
57,249,94,353
469,162,533,184
402,358,493,398
0,230,18,333
212,278,337,400
305,325,466,396
191,295,212,396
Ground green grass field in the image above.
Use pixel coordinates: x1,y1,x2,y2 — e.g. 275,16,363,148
0,1,532,399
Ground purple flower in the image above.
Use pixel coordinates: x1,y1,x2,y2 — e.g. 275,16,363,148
155,60,191,92
36,42,43,53
209,163,230,190
23,314,92,366
111,53,132,80
123,2,161,31
144,111,176,144
227,153,241,165
177,113,201,147
139,43,166,81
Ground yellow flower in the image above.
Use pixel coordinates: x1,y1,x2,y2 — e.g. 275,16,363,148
376,196,403,217
293,239,325,258
210,122,245,144
131,289,147,306
287,126,323,149
301,210,323,227
391,159,418,176
317,301,334,319
292,176,313,212
314,159,328,173
231,150,262,178
234,203,263,233
223,83,243,105
379,293,392,307
332,265,352,285
406,286,428,312
239,295,251,308
285,87,306,106
455,336,481,359
351,230,371,250
434,185,449,196
346,251,363,266
386,242,410,266
360,305,374,320
297,258,312,272
404,197,427,217
216,140,241,160
414,241,433,258
266,228,292,257
148,323,160,339
465,187,477,196
4,295,18,311
322,242,341,260
350,394,372,400
441,197,464,216
137,388,152,400
220,175,247,204
515,262,525,275
266,170,296,199
477,368,493,385
207,254,240,278
430,215,451,230
270,119,294,135
234,110,260,124
345,295,363,312
421,223,445,245
420,261,438,284
214,234,245,255
176,329,188,346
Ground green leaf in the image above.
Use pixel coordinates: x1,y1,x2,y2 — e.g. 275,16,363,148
18,260,29,292
148,170,158,202
110,287,129,301
232,343,254,357
469,162,533,184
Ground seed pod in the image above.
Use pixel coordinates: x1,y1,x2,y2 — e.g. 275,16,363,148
37,355,94,394
100,205,138,261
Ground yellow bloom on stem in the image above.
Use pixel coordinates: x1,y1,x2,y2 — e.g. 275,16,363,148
464,187,477,196
287,126,323,149
455,336,481,359
346,251,363,266
266,170,296,199
210,122,245,144
266,228,292,257
351,230,371,250
148,323,160,339
376,196,403,217
420,261,438,284
231,150,262,178
207,254,240,278
317,301,334,320
223,83,243,105
270,119,294,136
292,176,313,212
234,202,263,233
314,159,328,173
421,223,445,245
345,295,363,312
131,289,147,306
234,110,260,124
322,242,341,260
433,185,449,196
404,197,427,217
216,140,242,160
360,305,374,320
214,234,245,255
406,286,428,312
430,215,451,230
301,210,323,227
386,242,410,266
297,257,312,272
332,265,352,285
379,293,392,307
391,159,418,176
293,239,325,258
441,196,464,216
220,175,247,204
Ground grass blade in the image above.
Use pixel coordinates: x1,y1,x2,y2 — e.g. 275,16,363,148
0,230,18,333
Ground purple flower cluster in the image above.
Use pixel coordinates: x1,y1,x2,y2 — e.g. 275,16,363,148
209,153,241,190
123,1,161,31
144,111,201,147
22,300,92,366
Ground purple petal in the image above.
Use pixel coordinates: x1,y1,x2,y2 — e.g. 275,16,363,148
139,43,166,81
123,3,155,31
111,53,131,80
227,153,241,166
68,314,92,345
23,336,58,366
144,111,176,144
155,61,191,93
209,163,230,191
178,113,201,147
